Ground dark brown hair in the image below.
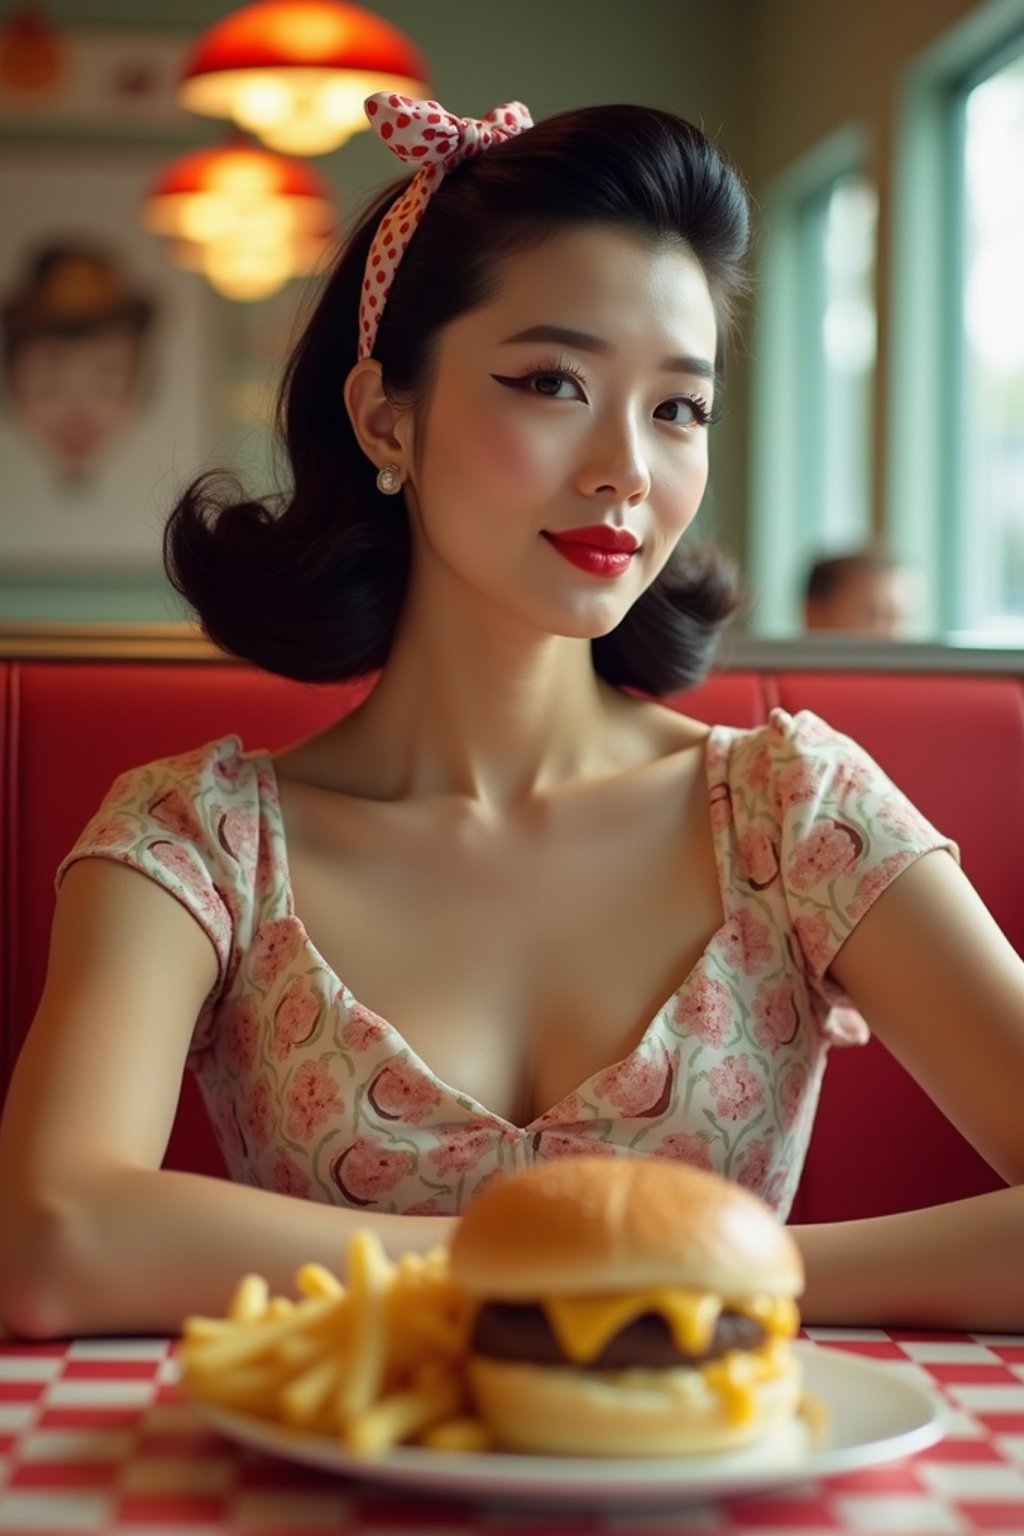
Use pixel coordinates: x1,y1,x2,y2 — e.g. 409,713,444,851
165,103,750,693
805,547,904,605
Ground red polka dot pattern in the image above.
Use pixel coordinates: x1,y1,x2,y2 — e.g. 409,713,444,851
357,93,534,359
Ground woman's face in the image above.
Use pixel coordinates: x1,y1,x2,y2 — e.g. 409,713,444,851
7,322,143,478
402,225,719,640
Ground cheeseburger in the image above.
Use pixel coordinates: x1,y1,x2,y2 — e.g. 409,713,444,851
449,1156,804,1456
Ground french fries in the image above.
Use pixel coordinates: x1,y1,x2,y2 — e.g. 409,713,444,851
177,1232,491,1457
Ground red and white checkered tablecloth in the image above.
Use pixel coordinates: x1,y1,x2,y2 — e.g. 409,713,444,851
2,1329,1024,1535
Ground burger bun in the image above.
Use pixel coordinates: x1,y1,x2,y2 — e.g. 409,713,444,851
468,1353,804,1457
452,1156,803,1300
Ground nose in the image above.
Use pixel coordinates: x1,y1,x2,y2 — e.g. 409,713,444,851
575,418,651,506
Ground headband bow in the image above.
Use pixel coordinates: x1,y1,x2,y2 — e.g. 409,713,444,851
358,93,534,359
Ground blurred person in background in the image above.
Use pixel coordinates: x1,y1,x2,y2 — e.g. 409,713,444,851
802,547,918,639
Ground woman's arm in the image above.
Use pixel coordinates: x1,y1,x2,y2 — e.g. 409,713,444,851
0,861,456,1340
796,1186,1024,1330
790,848,1024,1329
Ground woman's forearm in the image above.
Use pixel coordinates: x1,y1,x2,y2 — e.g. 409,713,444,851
9,1169,1024,1342
792,1183,1024,1330
0,1168,458,1340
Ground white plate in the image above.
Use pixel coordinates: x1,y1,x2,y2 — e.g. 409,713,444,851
189,1342,944,1510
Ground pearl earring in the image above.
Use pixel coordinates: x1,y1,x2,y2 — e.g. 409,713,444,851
376,463,402,496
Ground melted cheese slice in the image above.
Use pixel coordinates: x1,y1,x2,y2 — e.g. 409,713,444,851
703,1338,791,1424
543,1289,798,1366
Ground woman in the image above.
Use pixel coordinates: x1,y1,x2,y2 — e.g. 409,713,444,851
2,96,1023,1339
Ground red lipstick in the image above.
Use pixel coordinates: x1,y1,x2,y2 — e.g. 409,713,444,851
543,524,640,578
550,525,640,552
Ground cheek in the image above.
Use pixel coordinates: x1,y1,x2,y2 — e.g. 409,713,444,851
660,446,710,532
428,394,556,496
477,419,546,485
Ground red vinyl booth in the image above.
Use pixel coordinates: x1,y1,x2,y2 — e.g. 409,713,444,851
2,655,1022,1226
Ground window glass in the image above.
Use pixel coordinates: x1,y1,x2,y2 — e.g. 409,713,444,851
795,173,878,551
958,46,1024,636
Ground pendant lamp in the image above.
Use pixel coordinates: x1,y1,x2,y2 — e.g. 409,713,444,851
177,0,429,156
142,140,337,301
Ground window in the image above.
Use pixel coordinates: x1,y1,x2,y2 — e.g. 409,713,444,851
953,41,1024,636
747,145,878,635
794,173,878,552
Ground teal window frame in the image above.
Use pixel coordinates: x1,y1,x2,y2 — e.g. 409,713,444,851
887,0,1024,637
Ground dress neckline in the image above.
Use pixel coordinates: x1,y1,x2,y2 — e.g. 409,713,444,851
249,723,736,1133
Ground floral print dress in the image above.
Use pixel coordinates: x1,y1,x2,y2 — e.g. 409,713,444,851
57,708,957,1221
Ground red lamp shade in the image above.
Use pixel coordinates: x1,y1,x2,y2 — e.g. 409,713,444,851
142,141,338,301
178,0,430,155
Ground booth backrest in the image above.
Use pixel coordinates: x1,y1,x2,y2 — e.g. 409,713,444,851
3,657,1022,1226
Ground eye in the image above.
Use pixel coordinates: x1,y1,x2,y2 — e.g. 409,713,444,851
490,364,588,401
532,372,580,398
654,395,714,428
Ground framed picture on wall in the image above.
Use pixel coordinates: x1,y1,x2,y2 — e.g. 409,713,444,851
0,143,225,575
0,26,238,606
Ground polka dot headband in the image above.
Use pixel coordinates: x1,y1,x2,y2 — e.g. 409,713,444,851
358,92,534,359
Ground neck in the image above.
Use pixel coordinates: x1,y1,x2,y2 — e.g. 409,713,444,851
345,574,627,810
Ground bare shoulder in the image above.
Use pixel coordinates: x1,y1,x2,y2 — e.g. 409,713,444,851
647,701,713,752
601,686,712,764
269,708,387,800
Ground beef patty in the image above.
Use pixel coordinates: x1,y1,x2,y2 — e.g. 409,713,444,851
471,1302,767,1371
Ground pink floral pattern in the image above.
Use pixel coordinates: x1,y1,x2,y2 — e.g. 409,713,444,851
224,998,259,1073
149,788,206,844
592,1047,672,1117
284,1059,344,1141
343,1003,390,1051
272,1150,311,1199
847,850,915,923
651,1132,714,1170
55,713,957,1220
752,979,800,1053
707,1053,764,1121
778,1063,807,1130
772,757,824,818
708,782,733,832
217,806,258,865
718,909,774,975
250,918,304,987
331,1137,415,1204
672,972,732,1046
736,1135,772,1191
792,911,834,976
272,982,321,1060
739,828,779,889
787,821,863,892
243,1075,275,1150
428,1118,498,1176
368,1058,444,1122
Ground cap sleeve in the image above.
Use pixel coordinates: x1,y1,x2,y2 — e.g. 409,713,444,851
55,736,257,1013
762,708,959,1017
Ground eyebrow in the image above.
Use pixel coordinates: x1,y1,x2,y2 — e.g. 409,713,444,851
499,324,716,380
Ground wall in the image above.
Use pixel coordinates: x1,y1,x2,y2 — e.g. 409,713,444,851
0,0,753,621
740,0,1020,595
5,0,1013,627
